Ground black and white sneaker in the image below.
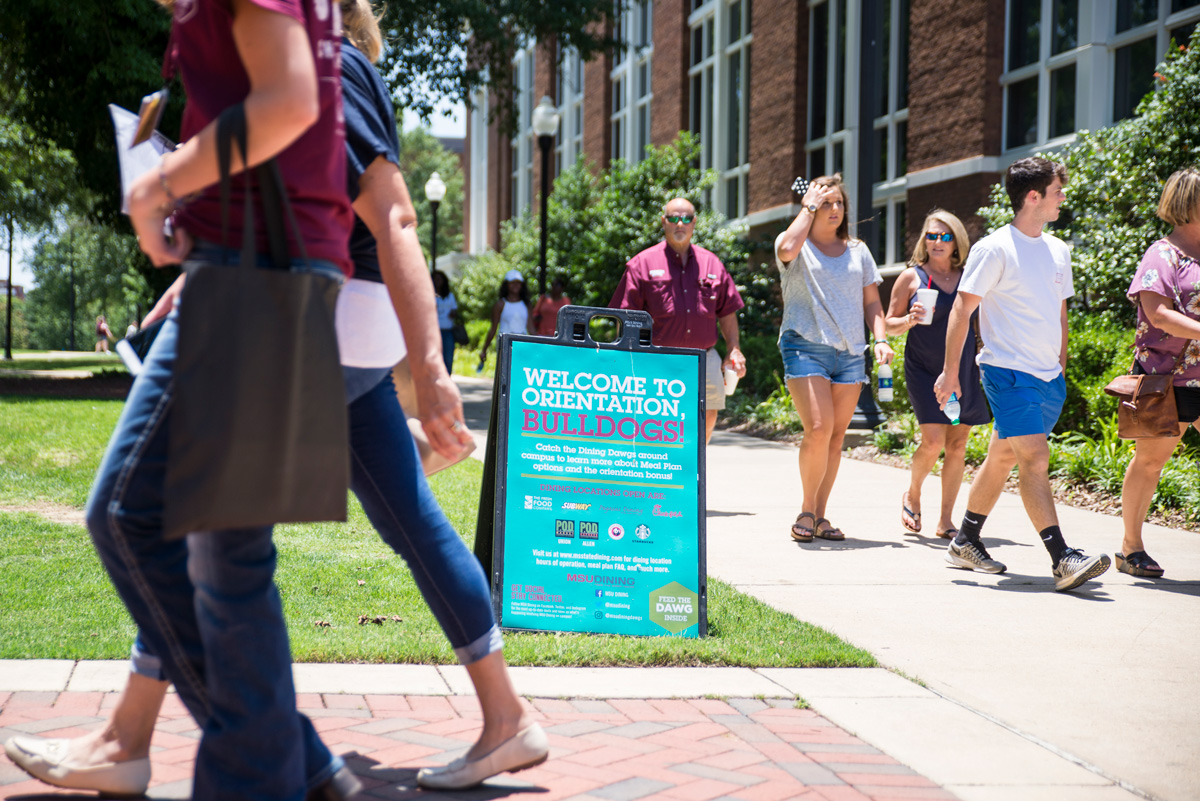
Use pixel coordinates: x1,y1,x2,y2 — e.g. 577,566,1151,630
945,539,1007,574
1053,548,1111,591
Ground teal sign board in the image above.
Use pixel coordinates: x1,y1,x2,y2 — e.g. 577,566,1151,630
489,307,707,638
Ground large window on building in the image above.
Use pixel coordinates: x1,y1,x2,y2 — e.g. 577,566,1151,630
510,44,536,216
689,0,751,218
807,0,852,192
868,0,908,269
611,1,653,165
1002,0,1199,153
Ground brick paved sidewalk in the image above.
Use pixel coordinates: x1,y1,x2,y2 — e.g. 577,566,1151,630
0,690,955,801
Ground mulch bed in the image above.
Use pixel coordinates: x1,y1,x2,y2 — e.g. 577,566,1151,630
0,373,133,400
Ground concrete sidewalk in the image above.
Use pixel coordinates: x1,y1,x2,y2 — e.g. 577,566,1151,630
456,374,1197,801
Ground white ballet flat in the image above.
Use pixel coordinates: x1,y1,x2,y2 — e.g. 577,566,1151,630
4,735,151,797
416,723,549,790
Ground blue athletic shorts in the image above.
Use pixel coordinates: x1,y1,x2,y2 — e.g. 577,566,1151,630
980,365,1066,439
779,330,866,384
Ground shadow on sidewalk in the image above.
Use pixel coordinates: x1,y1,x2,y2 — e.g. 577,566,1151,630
1115,576,1200,597
344,751,548,800
793,537,907,551
949,574,1116,601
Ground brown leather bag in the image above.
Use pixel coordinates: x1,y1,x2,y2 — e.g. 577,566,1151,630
1103,372,1180,439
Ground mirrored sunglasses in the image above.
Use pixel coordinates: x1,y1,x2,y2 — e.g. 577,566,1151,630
665,214,695,224
925,232,954,243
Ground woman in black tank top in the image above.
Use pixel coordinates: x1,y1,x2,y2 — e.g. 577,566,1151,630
885,210,990,539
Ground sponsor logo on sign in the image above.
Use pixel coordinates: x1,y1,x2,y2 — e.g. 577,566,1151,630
635,524,652,540
652,504,682,518
608,523,625,540
555,519,576,538
562,502,592,511
524,495,553,510
579,521,600,539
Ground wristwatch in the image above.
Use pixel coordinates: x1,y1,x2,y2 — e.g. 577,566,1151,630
805,202,819,214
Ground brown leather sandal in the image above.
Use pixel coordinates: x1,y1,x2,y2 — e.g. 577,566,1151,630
791,511,816,542
814,517,845,541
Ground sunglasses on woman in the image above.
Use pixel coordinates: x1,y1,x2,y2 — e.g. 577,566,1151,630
665,214,695,224
925,232,954,243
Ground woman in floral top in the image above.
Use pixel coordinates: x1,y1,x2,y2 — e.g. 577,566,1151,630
1120,168,1200,578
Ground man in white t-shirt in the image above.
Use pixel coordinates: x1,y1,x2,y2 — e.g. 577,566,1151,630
934,157,1110,592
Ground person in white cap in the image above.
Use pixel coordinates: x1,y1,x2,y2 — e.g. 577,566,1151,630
478,269,533,369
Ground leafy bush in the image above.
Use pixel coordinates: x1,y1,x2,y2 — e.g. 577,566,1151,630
1053,416,1133,495
979,27,1200,323
1060,313,1134,432
873,412,919,456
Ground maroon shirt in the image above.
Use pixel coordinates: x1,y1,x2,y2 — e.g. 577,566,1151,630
610,241,744,350
170,0,353,275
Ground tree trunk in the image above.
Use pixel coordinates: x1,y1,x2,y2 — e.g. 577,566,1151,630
4,215,13,361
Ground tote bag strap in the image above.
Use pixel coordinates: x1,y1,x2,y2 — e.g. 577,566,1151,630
215,105,309,271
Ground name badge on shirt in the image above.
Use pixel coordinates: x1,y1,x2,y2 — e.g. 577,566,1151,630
649,269,665,277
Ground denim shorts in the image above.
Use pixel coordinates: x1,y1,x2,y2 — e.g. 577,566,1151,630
779,330,867,384
980,365,1066,439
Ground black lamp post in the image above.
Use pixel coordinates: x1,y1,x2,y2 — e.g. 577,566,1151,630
531,96,560,297
424,171,446,272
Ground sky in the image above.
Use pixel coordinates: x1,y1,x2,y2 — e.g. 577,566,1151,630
8,100,467,292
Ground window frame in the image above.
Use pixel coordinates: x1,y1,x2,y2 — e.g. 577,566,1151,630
611,0,654,165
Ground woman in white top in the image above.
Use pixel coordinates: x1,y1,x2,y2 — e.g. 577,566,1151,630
479,269,532,368
432,269,458,374
775,174,893,543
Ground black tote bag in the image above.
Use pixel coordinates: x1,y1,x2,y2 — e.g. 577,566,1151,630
163,105,348,540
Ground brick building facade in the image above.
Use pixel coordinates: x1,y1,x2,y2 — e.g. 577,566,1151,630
465,0,1200,279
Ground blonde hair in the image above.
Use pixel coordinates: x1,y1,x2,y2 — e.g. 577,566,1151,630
910,209,971,270
341,0,383,64
1157,168,1200,227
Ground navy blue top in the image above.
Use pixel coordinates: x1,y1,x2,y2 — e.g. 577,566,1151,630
342,39,401,284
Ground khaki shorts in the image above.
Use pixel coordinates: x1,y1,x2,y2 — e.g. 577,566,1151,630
705,348,725,412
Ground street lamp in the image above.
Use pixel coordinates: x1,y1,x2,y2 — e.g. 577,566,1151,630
531,96,560,297
424,171,446,272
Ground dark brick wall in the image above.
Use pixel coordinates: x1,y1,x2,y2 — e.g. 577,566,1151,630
583,39,613,171
651,0,689,146
907,0,1004,172
748,0,808,216
907,172,1002,248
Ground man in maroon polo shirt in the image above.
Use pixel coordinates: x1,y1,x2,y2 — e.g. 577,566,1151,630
610,197,747,443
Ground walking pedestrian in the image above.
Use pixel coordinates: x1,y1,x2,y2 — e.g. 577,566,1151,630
4,3,546,795
609,197,747,443
1118,167,1200,578
478,270,531,370
885,210,989,538
935,157,1110,591
61,0,355,798
775,174,892,542
94,315,113,353
432,269,458,373
531,275,571,336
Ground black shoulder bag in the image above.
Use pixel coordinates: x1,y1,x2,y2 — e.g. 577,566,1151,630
163,105,348,539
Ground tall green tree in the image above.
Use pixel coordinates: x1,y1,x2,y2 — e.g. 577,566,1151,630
0,116,77,359
25,219,149,352
397,128,465,265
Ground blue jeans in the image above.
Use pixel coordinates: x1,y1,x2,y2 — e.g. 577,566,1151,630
779,330,867,384
440,328,456,374
87,257,341,801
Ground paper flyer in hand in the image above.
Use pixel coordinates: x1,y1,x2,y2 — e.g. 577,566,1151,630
108,104,176,215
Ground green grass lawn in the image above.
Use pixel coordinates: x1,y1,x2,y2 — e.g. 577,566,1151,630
0,394,874,668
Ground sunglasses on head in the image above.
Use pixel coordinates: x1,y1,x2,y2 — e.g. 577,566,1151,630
665,214,695,224
925,232,954,243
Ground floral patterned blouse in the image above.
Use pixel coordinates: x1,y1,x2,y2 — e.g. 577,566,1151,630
1128,238,1200,387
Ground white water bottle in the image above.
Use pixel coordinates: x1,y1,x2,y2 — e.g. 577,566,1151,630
877,363,893,403
944,392,961,425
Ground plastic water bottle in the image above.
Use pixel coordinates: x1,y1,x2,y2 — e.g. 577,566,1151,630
877,363,893,403
944,393,961,425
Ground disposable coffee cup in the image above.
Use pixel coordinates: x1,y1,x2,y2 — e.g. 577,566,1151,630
914,288,938,325
724,366,739,396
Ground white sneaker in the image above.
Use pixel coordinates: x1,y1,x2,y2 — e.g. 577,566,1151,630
1053,549,1111,591
945,539,1007,574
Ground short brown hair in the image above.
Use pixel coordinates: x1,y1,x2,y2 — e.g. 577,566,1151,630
909,209,971,270
812,174,851,241
1005,157,1068,212
1157,168,1200,227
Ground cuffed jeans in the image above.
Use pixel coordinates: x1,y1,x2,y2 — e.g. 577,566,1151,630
87,280,338,801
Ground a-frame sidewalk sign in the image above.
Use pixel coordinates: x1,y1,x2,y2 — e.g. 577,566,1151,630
474,305,708,638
